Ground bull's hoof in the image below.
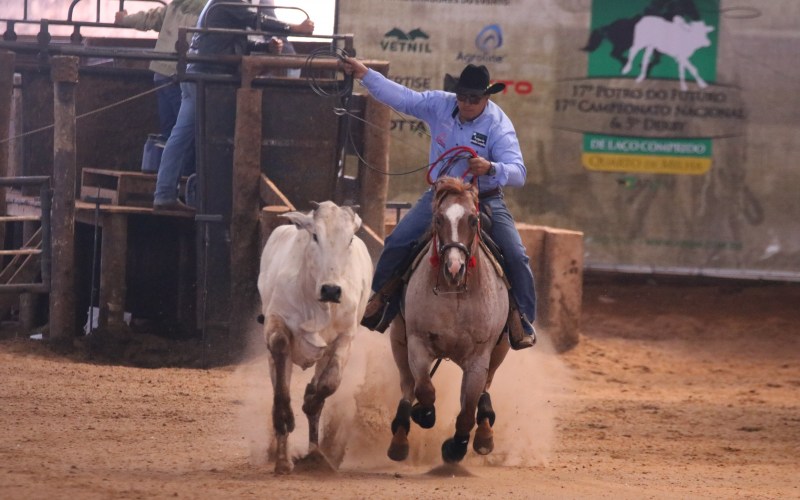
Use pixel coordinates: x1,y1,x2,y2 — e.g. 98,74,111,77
387,426,409,462
473,419,494,455
441,435,469,464
411,402,436,429
274,458,293,475
293,448,336,475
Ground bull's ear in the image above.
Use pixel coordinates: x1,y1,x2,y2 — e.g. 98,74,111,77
351,212,362,232
280,211,315,232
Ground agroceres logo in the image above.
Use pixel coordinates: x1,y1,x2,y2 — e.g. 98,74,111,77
456,24,505,64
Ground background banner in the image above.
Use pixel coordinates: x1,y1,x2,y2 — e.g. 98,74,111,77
338,0,799,280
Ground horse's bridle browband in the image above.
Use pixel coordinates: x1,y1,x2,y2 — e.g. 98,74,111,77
431,208,479,295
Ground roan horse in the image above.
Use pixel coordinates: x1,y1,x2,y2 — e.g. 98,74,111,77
388,177,511,464
257,201,372,474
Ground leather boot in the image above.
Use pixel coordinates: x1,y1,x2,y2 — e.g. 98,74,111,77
361,293,387,331
507,309,536,350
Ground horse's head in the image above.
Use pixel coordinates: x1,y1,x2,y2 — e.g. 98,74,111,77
431,177,480,288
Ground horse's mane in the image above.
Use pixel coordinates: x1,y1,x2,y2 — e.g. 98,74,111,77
432,177,478,211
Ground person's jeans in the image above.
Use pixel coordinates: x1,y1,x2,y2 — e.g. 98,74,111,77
154,81,196,205
372,189,537,323
154,74,181,138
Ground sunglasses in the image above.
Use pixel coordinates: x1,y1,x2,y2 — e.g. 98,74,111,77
456,93,485,105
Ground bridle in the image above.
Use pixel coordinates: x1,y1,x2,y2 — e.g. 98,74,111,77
430,184,480,296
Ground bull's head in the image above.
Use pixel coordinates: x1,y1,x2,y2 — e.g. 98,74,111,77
280,201,362,304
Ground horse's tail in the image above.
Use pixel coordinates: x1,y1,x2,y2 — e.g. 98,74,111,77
581,27,606,52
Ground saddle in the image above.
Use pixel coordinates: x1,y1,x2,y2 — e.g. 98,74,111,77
361,219,510,333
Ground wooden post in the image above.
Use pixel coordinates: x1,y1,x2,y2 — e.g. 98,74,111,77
0,51,14,258
98,213,128,328
540,229,583,352
229,77,262,357
358,95,390,241
517,223,583,353
49,56,79,340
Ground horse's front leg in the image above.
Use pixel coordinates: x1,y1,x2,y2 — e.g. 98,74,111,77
442,363,489,463
297,332,352,473
407,335,438,430
265,314,295,475
388,316,415,461
472,339,510,455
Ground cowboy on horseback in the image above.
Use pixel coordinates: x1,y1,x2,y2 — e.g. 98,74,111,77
341,58,537,350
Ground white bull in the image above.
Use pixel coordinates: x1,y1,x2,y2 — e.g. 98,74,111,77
622,15,714,90
257,201,372,474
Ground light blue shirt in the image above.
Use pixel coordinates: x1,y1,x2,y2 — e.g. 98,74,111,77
360,68,526,191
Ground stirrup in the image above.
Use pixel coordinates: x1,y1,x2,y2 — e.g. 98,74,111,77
507,313,536,350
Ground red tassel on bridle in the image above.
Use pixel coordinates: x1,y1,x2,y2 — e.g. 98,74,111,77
429,234,440,267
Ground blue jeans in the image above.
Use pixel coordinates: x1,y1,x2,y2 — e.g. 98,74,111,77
154,81,196,205
154,74,181,138
373,189,537,323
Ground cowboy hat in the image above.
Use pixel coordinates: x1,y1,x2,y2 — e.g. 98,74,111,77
444,64,506,96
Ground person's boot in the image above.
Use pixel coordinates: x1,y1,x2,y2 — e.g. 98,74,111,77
507,310,536,350
361,294,385,329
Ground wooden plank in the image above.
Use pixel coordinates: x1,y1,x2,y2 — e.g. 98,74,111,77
80,168,188,208
0,249,41,256
0,215,41,222
259,174,295,210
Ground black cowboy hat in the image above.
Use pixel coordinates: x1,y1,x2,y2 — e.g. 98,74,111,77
444,64,506,96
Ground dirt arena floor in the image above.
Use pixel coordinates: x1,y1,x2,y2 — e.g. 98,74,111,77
1,276,798,499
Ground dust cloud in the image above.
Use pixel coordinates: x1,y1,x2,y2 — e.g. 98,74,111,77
231,321,574,471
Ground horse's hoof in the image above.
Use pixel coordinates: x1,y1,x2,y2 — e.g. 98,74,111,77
387,426,409,461
473,415,494,455
441,436,469,463
411,402,436,429
293,448,336,474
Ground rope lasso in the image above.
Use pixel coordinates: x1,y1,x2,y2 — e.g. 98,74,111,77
426,145,478,185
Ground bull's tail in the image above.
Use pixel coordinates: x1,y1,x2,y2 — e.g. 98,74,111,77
581,27,605,52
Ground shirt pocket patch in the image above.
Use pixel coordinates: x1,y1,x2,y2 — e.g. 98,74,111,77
470,132,488,148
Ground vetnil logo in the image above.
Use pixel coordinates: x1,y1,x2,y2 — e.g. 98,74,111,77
381,28,432,53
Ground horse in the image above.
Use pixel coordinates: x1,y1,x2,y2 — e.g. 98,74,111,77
387,177,511,464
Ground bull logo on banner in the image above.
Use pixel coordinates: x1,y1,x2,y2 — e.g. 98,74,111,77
622,16,714,90
581,0,718,89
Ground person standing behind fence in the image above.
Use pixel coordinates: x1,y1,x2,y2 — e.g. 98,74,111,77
258,0,301,78
114,0,208,140
152,0,314,212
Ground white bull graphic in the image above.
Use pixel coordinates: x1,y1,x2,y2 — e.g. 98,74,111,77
257,201,372,474
622,15,714,90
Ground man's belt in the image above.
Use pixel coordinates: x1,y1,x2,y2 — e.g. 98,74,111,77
478,187,502,199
